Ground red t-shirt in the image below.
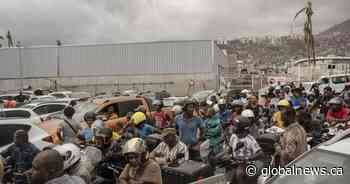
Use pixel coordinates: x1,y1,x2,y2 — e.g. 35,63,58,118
152,111,170,129
326,107,349,121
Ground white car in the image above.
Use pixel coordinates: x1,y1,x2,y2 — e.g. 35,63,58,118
0,108,42,125
21,102,68,121
48,91,73,99
0,118,53,152
30,95,57,103
261,129,350,184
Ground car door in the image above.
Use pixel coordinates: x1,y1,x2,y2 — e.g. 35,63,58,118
117,100,144,117
3,110,31,119
46,104,66,118
33,105,49,118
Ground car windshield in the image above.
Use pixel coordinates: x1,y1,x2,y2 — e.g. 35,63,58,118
74,102,98,121
269,149,350,184
21,104,36,109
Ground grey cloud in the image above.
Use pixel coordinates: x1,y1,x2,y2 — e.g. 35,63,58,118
0,0,349,46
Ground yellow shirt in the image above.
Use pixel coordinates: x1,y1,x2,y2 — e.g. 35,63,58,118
273,111,285,129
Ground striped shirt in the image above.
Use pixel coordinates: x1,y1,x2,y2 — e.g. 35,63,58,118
151,138,189,164
280,122,307,166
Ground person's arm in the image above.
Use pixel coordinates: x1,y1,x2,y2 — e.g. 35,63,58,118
119,164,130,184
198,119,205,141
143,162,162,184
56,123,64,141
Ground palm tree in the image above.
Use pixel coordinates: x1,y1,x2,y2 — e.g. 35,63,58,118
293,1,316,79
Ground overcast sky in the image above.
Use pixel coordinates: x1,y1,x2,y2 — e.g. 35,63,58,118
0,0,349,46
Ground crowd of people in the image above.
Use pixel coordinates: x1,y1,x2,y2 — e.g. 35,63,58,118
0,81,349,184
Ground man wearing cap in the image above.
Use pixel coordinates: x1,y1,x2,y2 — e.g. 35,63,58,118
150,128,189,166
288,88,308,110
1,130,40,184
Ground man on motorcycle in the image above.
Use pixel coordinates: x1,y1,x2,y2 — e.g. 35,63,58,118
272,100,290,129
276,108,307,167
227,116,263,184
320,86,334,116
326,97,349,125
130,112,160,139
119,138,162,184
150,128,189,166
202,107,223,163
1,130,40,184
246,95,264,121
241,109,260,139
95,128,123,160
175,99,204,160
57,106,82,143
217,99,231,123
52,143,96,184
30,149,86,184
151,100,171,129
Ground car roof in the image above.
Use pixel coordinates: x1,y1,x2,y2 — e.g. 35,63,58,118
318,129,350,156
24,102,68,107
92,96,145,106
0,108,33,112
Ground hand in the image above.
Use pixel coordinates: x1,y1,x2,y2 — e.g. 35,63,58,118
274,143,282,155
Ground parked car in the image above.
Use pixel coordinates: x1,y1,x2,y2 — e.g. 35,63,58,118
0,118,53,152
21,102,68,121
48,91,73,99
0,108,42,125
260,129,350,184
75,96,152,122
29,95,57,103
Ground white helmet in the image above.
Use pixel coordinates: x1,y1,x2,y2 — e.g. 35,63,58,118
213,104,220,113
53,143,81,170
206,99,213,106
122,138,147,155
241,89,250,94
171,105,183,115
241,109,255,118
218,99,226,105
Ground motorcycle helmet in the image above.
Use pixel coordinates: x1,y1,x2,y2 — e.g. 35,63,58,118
53,143,81,170
241,109,255,118
235,116,251,133
328,97,343,105
131,112,147,126
231,100,244,107
84,111,97,122
277,99,290,107
218,99,226,105
122,138,147,155
213,104,220,113
152,100,162,106
171,105,183,115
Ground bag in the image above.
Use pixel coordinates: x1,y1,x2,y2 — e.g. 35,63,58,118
144,133,163,152
256,133,279,155
63,119,79,134
162,160,214,184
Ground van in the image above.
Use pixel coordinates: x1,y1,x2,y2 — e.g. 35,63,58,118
316,74,350,93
